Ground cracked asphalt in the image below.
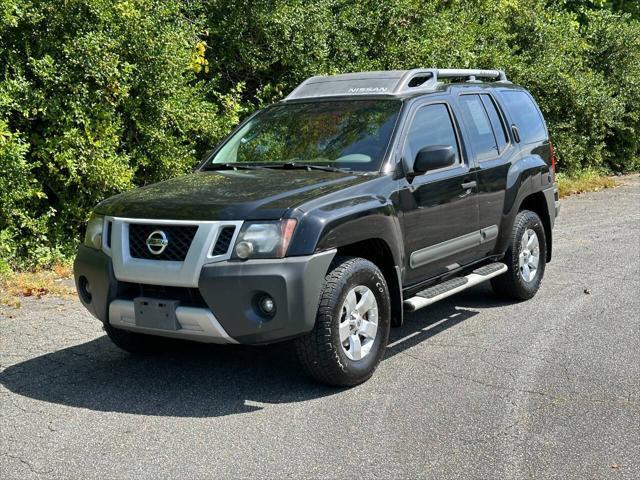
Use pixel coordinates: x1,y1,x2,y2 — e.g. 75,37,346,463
1,176,639,479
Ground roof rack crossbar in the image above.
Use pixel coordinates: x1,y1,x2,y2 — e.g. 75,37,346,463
436,69,508,82
393,68,508,95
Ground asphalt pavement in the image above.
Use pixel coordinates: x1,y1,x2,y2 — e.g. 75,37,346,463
1,175,638,479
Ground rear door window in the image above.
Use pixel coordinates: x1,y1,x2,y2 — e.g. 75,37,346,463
458,94,499,161
501,90,546,144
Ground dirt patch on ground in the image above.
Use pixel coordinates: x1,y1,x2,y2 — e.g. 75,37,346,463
0,264,75,308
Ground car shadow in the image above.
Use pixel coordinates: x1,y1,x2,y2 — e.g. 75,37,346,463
0,284,513,417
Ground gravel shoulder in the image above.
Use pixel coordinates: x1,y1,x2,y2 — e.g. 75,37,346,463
1,176,639,479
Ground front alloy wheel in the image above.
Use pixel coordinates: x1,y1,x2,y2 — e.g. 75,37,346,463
339,285,379,361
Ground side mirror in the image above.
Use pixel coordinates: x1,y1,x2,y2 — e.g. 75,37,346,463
413,145,456,175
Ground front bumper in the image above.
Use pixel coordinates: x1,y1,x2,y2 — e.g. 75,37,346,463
74,245,336,345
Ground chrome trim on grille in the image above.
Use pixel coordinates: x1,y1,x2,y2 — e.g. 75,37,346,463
103,217,243,287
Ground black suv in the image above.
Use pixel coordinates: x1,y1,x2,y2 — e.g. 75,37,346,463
74,69,560,386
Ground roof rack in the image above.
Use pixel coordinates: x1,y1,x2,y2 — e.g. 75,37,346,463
284,68,510,101
436,69,508,83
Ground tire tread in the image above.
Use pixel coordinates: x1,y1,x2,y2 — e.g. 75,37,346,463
295,256,389,386
491,209,546,300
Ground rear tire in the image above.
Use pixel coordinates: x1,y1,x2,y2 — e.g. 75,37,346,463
491,209,547,300
294,256,391,387
104,323,167,354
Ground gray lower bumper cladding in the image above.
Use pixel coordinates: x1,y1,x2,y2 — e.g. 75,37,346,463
109,300,238,344
74,244,337,345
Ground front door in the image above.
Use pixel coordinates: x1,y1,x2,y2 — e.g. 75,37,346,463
398,101,480,285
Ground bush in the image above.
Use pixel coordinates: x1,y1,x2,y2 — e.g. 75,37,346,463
582,8,640,171
0,0,638,267
198,0,639,174
0,0,242,268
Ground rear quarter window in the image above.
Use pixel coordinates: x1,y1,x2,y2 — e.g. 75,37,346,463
501,90,547,144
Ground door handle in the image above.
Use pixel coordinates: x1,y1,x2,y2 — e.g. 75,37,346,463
461,181,477,190
511,124,521,143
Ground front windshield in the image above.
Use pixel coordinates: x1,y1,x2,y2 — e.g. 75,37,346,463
206,99,401,172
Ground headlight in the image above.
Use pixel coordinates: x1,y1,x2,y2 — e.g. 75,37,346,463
84,214,105,250
233,219,297,259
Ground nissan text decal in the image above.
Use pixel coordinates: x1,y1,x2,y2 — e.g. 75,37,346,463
347,87,389,94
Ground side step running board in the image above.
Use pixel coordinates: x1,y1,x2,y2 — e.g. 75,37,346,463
403,262,507,312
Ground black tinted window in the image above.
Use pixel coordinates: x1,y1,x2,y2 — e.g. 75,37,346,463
459,95,498,160
501,90,546,143
405,104,459,166
481,94,508,154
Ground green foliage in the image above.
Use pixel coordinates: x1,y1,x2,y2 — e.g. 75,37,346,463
0,0,638,266
582,8,640,171
549,0,640,18
197,0,640,174
0,0,241,268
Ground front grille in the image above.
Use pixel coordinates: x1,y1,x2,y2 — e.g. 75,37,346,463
211,226,236,255
129,224,198,261
117,282,208,308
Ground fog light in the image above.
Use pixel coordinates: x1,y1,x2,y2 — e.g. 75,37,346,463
235,241,254,259
258,295,276,316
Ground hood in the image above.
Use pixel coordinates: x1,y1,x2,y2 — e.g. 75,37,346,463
95,169,375,220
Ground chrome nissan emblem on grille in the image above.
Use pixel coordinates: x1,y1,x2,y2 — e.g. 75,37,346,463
146,230,169,255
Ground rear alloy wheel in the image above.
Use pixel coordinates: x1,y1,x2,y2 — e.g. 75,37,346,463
518,228,540,283
295,256,391,387
491,209,547,300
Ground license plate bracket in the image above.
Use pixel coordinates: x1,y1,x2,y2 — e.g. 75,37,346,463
134,297,180,330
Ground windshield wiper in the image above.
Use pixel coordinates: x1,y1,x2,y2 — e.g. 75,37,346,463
265,162,350,173
203,163,267,171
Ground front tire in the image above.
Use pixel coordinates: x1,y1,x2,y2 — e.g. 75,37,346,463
491,209,547,300
294,256,391,387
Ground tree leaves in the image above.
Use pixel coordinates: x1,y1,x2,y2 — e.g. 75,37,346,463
0,0,637,267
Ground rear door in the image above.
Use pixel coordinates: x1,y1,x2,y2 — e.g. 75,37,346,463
397,100,480,285
456,91,515,257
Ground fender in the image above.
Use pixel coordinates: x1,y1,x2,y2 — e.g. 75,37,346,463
287,195,404,269
494,154,551,256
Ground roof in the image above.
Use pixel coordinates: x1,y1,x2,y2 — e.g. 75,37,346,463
284,69,510,101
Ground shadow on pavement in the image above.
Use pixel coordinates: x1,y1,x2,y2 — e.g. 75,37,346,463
0,284,511,417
